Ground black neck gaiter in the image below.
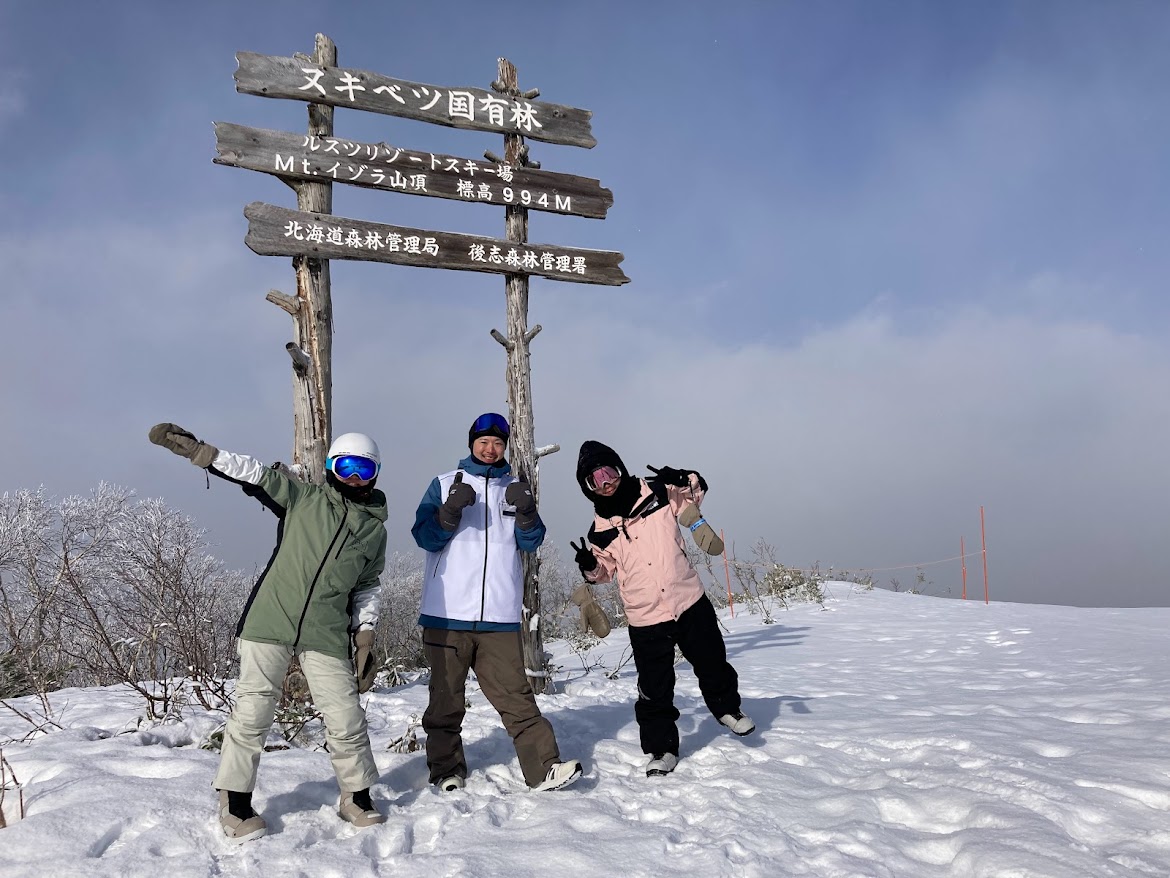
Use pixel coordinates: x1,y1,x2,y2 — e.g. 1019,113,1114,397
591,474,641,520
327,473,376,503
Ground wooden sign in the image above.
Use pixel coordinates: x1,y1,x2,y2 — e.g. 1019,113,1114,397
235,52,596,148
244,202,629,286
214,122,613,219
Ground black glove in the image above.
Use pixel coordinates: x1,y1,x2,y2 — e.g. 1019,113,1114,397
438,472,476,531
505,480,539,530
647,465,690,487
647,465,706,492
570,535,598,574
149,423,219,469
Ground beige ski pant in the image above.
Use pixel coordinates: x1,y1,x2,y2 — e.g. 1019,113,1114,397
214,639,378,793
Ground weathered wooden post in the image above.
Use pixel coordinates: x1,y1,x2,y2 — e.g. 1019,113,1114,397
262,33,335,481
218,37,627,700
488,58,558,693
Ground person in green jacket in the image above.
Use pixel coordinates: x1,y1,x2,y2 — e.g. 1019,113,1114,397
149,424,389,843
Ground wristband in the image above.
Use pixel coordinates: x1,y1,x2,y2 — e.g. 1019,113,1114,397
688,517,707,532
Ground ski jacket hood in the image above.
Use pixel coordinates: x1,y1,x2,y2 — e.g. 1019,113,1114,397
576,440,641,518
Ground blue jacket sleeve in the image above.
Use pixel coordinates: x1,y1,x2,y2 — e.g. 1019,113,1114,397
412,476,454,552
514,515,546,552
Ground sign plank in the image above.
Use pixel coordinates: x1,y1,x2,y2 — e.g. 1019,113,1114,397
214,122,613,219
235,52,596,149
244,203,629,287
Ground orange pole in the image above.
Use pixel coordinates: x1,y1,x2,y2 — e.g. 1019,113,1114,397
961,536,967,600
721,529,734,618
980,506,989,604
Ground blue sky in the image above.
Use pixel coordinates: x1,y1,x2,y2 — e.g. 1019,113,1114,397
2,1,1168,606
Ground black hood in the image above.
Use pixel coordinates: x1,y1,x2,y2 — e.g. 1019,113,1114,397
576,440,641,519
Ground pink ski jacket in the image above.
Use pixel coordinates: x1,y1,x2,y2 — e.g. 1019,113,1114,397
584,473,708,627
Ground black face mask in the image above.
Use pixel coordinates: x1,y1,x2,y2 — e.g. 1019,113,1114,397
591,474,642,519
327,472,376,502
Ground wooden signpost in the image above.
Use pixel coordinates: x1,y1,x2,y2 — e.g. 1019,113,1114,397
234,51,597,147
218,33,624,692
215,122,614,218
244,202,628,285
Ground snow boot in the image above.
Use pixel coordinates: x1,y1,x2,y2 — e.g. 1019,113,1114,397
718,711,756,736
646,753,679,777
534,760,583,791
217,790,267,844
438,775,466,792
338,788,387,827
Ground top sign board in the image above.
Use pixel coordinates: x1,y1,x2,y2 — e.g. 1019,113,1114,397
235,52,596,149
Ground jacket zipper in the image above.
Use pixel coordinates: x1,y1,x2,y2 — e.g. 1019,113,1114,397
478,475,491,629
294,497,348,648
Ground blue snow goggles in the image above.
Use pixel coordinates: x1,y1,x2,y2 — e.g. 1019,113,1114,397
470,412,510,438
328,454,380,482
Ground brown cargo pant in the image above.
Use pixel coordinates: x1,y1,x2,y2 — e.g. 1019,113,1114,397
422,628,560,788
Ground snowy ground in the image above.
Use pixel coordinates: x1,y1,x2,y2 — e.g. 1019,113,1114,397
3,586,1169,877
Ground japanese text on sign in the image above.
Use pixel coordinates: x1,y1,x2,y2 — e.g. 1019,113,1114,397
298,67,543,132
280,219,587,274
272,136,572,212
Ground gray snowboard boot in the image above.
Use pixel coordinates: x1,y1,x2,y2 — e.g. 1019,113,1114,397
338,788,387,827
646,753,679,777
217,790,267,844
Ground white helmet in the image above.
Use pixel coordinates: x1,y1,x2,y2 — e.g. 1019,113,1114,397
327,432,381,464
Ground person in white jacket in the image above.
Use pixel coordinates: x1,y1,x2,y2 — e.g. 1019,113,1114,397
411,412,582,793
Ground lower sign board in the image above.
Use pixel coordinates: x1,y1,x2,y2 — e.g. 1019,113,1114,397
244,202,629,286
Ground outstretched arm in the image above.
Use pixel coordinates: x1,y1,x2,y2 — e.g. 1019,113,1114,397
148,422,302,513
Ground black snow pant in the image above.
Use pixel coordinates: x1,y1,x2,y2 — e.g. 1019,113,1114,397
628,593,742,757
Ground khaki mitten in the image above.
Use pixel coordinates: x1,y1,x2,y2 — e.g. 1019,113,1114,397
570,583,611,639
148,423,219,468
678,504,725,555
353,629,377,693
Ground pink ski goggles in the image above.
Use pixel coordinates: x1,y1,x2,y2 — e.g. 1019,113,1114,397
587,465,621,491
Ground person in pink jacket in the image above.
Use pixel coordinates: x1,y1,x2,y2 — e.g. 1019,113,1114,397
572,440,754,778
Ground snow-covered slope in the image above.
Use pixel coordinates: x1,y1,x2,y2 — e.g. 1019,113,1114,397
3,586,1168,877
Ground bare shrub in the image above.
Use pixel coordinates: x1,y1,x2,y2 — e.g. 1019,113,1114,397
0,485,249,720
371,552,426,677
0,750,25,827
728,540,827,623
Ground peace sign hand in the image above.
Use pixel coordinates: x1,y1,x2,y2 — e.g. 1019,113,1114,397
646,465,690,487
570,535,599,573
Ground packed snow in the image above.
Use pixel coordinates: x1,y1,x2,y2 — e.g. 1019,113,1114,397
3,586,1169,877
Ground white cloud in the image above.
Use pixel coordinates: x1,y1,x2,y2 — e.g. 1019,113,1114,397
3,212,1166,609
0,77,25,130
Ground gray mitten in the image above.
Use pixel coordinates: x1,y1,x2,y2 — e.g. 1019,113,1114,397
353,629,377,693
438,472,476,532
505,480,539,530
148,423,218,469
570,583,611,639
678,503,724,555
